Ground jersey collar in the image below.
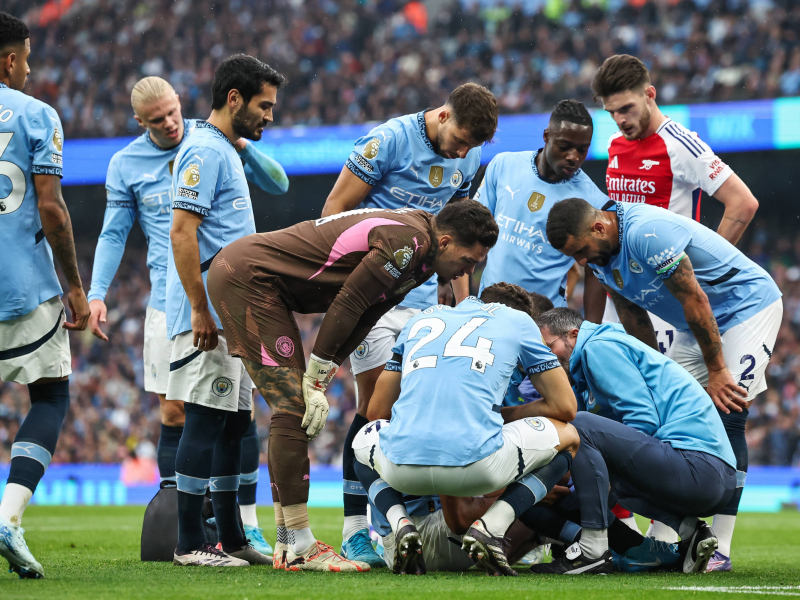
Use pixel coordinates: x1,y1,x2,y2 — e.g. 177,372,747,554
416,111,436,153
0,82,7,89
197,120,234,148
615,201,625,248
531,149,580,184
143,118,193,152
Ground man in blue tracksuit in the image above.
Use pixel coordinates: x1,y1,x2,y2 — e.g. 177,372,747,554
533,308,737,575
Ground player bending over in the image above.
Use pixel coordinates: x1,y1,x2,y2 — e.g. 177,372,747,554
206,200,498,571
353,283,579,575
0,12,90,579
533,308,738,574
87,76,288,556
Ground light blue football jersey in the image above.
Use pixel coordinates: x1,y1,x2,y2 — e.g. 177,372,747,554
166,121,256,338
476,150,610,306
380,297,560,467
590,202,781,334
346,111,481,309
570,321,736,468
0,83,64,321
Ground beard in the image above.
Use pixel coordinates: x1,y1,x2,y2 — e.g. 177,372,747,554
634,104,652,138
231,104,263,141
593,238,614,267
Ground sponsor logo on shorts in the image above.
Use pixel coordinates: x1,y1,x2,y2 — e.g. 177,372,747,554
525,417,546,431
275,336,295,358
629,259,643,274
354,341,369,359
212,377,233,397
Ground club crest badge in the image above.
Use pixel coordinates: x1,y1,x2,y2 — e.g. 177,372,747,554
182,163,201,187
275,336,295,358
629,259,644,274
528,192,545,212
612,269,624,289
525,418,546,431
212,377,233,397
429,165,444,188
354,341,369,359
362,137,381,160
451,169,463,187
394,246,413,270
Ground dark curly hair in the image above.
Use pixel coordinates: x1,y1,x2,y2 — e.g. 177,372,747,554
480,282,534,316
0,12,29,54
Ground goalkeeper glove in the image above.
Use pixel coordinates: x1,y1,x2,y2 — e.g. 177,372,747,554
301,354,338,439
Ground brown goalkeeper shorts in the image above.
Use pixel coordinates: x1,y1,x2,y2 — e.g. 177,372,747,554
207,252,305,371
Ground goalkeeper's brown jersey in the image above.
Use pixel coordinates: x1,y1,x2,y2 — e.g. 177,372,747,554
208,207,437,365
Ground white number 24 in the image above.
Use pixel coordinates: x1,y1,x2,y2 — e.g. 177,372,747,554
403,317,495,376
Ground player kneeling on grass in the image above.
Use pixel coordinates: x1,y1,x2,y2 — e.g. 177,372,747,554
533,308,738,574
206,200,498,572
353,283,579,576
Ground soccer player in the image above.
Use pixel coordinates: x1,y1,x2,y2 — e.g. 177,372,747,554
352,283,580,575
0,13,89,578
321,83,498,566
534,308,738,574
475,99,609,306
87,76,288,555
206,200,498,571
585,55,760,364
167,55,286,567
548,197,783,569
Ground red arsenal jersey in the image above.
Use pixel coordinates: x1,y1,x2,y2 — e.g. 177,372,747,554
606,118,733,220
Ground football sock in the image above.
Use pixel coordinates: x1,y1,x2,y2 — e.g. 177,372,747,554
268,414,309,507
240,503,258,529
293,528,316,553
211,409,250,551
518,505,580,545
619,515,640,533
0,483,33,527
478,499,516,538
496,451,573,518
274,502,294,547
678,517,699,540
353,458,406,532
283,503,315,552
386,504,411,534
6,381,69,498
579,527,608,560
342,413,369,535
651,520,679,543
712,514,736,557
175,403,227,552
238,418,259,507
608,517,645,554
156,424,183,482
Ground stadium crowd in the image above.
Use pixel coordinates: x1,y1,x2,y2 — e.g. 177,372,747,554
8,0,800,138
0,230,798,467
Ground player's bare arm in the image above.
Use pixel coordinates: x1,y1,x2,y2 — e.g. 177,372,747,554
320,166,372,217
662,255,746,413
34,173,89,331
502,366,577,424
605,285,659,351
365,369,401,421
713,173,759,246
583,266,606,324
241,359,305,418
170,209,217,351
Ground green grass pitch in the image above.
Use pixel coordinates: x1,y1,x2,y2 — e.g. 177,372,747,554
1,507,799,599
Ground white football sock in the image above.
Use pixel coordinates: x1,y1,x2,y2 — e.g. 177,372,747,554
579,527,608,560
479,499,516,538
678,517,699,540
386,504,411,534
651,520,679,543
342,515,369,542
712,514,736,557
293,527,316,553
619,515,640,532
0,483,32,527
239,503,258,528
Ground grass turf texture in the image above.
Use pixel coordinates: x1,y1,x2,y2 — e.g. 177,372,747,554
1,507,798,599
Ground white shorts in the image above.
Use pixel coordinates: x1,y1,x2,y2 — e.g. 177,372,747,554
166,331,254,411
350,306,421,376
381,509,474,572
354,417,560,497
603,296,677,355
143,306,173,395
667,299,783,402
0,296,71,384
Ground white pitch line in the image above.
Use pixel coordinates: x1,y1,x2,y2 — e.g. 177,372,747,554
666,587,800,596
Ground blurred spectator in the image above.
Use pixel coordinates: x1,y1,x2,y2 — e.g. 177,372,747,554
6,0,800,139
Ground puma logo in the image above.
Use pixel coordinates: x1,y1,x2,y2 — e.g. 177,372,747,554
644,229,658,239
504,185,520,200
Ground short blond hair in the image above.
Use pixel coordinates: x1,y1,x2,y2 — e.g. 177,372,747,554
131,77,175,113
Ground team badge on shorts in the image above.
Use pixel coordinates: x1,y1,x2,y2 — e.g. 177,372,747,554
275,336,295,358
212,377,233,397
612,269,624,289
429,166,444,187
451,169,463,188
354,341,370,359
628,259,644,274
524,417,546,431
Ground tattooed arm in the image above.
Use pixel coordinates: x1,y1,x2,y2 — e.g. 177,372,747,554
662,255,746,413
603,284,659,351
34,174,89,330
713,174,758,245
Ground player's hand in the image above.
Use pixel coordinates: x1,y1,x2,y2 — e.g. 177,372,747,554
707,367,747,414
191,304,218,351
301,354,338,439
438,281,454,307
88,299,109,341
233,138,247,152
63,286,90,331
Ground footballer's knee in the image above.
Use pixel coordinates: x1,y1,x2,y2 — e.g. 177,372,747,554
553,421,580,458
159,396,185,427
355,366,382,417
